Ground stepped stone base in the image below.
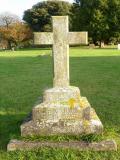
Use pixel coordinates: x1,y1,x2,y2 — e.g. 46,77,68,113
21,86,103,136
7,86,117,151
7,139,117,151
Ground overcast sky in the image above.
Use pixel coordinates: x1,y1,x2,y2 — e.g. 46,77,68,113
0,0,74,19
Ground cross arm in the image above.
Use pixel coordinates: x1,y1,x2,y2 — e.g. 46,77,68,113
34,32,53,45
69,32,88,45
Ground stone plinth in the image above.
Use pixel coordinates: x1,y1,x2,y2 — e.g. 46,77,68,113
7,139,117,151
21,86,103,136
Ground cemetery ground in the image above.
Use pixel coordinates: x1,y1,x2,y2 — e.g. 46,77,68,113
0,47,120,159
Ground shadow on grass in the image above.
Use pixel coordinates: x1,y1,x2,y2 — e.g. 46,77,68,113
95,48,117,50
18,47,52,51
0,47,52,52
0,113,26,150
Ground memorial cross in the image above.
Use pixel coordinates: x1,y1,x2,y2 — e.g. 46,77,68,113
34,16,88,87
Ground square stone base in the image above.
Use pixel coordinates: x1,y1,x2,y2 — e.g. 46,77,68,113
20,86,103,136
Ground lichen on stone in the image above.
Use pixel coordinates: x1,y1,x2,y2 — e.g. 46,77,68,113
79,99,86,108
83,120,90,128
68,98,76,109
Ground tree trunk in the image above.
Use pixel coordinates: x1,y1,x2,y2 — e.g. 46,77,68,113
100,41,105,48
7,40,12,50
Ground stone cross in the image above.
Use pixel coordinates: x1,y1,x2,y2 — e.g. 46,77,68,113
34,16,88,87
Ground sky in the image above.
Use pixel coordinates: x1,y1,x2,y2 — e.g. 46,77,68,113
0,0,74,19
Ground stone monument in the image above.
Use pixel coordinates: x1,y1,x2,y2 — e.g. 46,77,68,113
20,16,103,136
7,0,117,151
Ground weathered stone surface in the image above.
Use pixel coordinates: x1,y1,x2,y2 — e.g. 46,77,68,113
34,32,53,45
7,139,117,151
69,32,88,45
43,86,81,102
21,87,103,136
34,16,88,87
52,16,69,87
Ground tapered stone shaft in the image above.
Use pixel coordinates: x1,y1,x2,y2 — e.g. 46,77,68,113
52,16,69,87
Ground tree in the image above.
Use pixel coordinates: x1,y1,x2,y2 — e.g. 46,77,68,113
0,12,19,28
0,12,32,49
0,12,20,49
72,0,120,47
10,22,33,48
23,1,72,32
107,0,120,43
0,22,32,49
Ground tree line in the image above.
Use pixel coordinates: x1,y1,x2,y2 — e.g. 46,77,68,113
72,0,120,47
0,0,120,49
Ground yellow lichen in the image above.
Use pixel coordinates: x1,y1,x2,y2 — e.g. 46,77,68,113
68,98,76,109
83,120,90,127
79,99,86,108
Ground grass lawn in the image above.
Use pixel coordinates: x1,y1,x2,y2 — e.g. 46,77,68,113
0,48,120,159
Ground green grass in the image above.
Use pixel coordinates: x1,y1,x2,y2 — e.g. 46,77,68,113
0,48,120,159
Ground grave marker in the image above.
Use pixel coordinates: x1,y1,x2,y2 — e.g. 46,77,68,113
7,0,117,151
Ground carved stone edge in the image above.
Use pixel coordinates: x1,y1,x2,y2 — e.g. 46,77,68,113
7,139,117,152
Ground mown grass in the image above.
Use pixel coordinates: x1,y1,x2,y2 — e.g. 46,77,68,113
0,47,120,159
